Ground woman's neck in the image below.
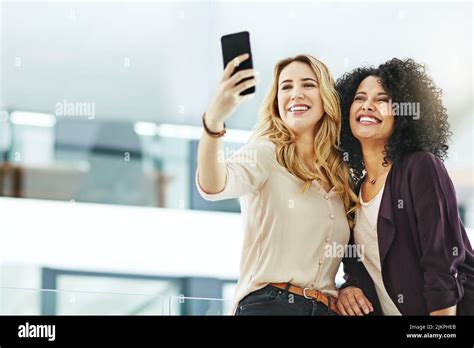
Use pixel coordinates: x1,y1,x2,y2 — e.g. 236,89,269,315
360,140,391,178
295,131,315,165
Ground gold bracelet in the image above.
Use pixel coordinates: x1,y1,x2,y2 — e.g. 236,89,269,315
202,113,226,138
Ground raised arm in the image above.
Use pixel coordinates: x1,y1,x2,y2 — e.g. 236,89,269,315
197,53,257,194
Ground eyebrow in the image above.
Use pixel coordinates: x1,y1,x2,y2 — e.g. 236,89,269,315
279,78,318,86
355,91,391,96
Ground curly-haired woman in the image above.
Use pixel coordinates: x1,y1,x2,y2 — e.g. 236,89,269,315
335,58,474,316
196,54,358,315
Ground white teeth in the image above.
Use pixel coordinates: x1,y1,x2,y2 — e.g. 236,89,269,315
289,106,309,112
359,116,379,124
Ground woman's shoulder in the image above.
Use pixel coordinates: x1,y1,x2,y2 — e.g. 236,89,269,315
228,138,277,169
249,138,277,164
247,137,276,149
398,151,449,181
402,151,444,169
402,150,441,164
242,138,277,158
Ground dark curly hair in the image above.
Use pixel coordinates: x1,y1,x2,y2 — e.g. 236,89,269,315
336,58,451,184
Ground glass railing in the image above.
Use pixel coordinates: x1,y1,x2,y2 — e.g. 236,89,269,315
0,287,232,315
168,296,229,316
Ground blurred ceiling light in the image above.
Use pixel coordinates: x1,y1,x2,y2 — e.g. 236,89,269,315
10,111,56,128
157,124,251,143
134,122,251,143
156,124,200,140
134,121,157,136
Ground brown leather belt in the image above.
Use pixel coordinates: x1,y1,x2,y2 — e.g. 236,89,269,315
270,282,340,315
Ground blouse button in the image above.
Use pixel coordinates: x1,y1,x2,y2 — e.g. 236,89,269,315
329,214,335,219
324,195,329,200
319,259,323,265
326,237,330,242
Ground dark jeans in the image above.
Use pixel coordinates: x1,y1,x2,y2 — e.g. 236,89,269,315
235,285,339,316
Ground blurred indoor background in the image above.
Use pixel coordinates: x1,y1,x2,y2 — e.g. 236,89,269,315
0,0,472,315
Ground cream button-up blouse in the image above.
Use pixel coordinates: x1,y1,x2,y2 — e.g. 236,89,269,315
196,139,350,315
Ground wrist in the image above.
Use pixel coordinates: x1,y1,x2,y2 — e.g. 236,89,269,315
339,285,356,293
204,113,224,133
202,112,226,138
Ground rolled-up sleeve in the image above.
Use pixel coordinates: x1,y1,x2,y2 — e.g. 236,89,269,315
195,140,275,201
409,152,466,312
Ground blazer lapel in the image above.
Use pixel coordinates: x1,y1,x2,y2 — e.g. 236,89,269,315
376,169,396,265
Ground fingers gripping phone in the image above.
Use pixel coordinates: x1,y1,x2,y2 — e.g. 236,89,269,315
221,31,255,96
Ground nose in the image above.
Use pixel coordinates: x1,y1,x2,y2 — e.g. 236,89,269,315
361,99,375,111
290,87,304,100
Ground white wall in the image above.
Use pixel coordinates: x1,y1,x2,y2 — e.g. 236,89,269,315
0,196,472,291
0,197,243,280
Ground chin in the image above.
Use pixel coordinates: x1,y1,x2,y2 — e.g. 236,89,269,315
353,129,377,141
287,122,315,135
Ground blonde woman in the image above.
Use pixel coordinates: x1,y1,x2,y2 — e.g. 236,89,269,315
196,54,358,315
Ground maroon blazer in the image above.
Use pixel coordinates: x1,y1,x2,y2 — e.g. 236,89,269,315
341,151,474,315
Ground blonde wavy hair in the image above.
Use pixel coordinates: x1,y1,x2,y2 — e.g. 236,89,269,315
250,54,359,226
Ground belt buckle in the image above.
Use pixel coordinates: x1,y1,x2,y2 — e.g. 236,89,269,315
303,287,312,299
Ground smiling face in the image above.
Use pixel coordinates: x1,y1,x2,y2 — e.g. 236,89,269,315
277,61,325,137
349,75,395,143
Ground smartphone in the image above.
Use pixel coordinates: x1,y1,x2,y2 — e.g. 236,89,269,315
221,31,255,96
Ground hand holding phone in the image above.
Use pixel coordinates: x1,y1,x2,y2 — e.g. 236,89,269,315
221,31,256,96
205,32,257,130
